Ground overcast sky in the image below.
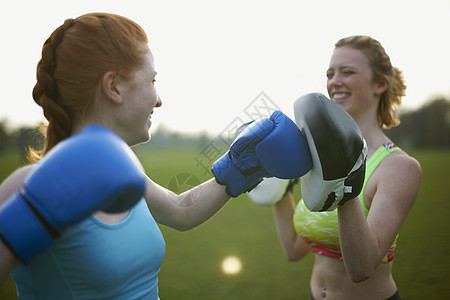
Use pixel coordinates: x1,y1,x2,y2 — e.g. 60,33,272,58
1,0,449,135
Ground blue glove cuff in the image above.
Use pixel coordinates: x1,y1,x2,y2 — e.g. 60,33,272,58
0,193,55,264
212,152,263,197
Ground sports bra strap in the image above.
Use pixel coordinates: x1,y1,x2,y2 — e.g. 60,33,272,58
360,143,401,216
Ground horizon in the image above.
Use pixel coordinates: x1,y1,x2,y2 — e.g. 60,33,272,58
1,0,449,135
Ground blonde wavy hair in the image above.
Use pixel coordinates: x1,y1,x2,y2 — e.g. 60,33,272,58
335,35,406,129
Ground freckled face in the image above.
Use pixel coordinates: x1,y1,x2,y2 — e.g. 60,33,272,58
326,46,378,117
117,48,162,145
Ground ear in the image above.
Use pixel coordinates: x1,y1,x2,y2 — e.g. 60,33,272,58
101,71,122,104
374,76,389,96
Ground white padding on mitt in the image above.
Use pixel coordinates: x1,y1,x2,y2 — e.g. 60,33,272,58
247,177,290,206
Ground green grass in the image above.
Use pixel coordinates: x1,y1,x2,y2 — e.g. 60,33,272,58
390,150,450,299
0,148,448,299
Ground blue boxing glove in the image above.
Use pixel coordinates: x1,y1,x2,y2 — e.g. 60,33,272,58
0,125,146,263
212,110,311,197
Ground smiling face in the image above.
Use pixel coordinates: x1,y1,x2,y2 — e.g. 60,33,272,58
326,46,380,118
112,47,162,145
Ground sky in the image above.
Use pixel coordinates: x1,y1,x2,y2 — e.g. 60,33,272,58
1,0,449,135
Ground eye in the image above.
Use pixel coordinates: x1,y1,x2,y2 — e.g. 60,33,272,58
326,71,334,79
342,70,355,76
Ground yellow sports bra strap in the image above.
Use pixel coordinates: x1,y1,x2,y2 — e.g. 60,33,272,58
360,143,401,217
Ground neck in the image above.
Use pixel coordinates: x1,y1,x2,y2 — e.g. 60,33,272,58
353,112,390,156
71,105,111,137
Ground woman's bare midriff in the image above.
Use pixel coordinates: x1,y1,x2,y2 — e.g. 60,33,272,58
310,254,397,300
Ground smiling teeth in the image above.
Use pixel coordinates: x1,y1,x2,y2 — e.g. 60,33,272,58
333,93,347,100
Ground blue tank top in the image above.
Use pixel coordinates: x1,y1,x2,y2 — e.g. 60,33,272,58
12,198,165,300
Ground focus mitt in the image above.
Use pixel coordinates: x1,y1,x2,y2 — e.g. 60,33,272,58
246,177,290,206
294,93,367,211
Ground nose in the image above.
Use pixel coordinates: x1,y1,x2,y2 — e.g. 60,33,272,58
327,73,342,98
328,73,342,87
156,95,162,107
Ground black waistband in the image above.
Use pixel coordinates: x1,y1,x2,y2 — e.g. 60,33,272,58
310,290,401,300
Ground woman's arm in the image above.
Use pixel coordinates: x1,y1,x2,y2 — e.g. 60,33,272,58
273,191,311,261
0,165,35,284
145,110,310,231
0,241,18,283
144,177,231,231
338,153,422,282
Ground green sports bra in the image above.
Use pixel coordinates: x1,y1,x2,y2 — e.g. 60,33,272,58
293,143,401,263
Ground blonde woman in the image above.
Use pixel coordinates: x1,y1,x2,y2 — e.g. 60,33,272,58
274,36,422,300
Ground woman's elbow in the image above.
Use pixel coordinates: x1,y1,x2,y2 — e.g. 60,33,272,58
346,267,374,283
160,209,195,232
172,224,191,232
284,248,308,262
286,253,301,262
349,272,371,283
170,218,196,232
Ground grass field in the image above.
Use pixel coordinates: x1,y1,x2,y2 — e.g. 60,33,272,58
0,148,448,299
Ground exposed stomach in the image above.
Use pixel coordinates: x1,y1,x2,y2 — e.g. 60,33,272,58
310,254,398,300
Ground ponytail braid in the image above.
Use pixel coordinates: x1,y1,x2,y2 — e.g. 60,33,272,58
32,18,76,157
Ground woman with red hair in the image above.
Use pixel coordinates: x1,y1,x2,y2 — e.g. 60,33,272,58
0,13,232,299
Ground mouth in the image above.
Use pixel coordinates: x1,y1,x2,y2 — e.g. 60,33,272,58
331,92,350,102
147,110,156,127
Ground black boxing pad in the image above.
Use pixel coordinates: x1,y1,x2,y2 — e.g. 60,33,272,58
294,93,367,211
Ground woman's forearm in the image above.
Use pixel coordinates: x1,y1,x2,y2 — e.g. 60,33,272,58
147,177,231,231
337,198,380,282
174,178,231,230
274,193,310,261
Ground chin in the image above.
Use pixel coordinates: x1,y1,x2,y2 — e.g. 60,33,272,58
143,129,152,143
130,131,151,147
334,100,351,112
138,132,151,144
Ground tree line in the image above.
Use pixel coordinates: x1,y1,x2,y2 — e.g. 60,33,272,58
1,96,449,157
385,96,450,148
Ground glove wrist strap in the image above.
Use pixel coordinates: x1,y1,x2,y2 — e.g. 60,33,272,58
0,194,55,264
212,152,261,197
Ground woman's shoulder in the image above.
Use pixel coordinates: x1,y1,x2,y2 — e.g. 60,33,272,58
383,148,422,176
373,148,422,198
0,164,37,206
